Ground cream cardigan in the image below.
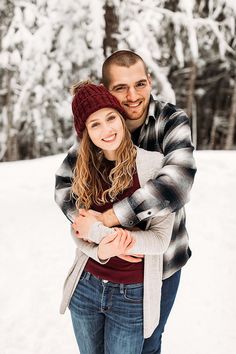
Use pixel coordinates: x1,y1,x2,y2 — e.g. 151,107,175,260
60,147,175,338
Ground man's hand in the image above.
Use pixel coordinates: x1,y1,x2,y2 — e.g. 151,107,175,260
99,208,120,227
72,209,99,240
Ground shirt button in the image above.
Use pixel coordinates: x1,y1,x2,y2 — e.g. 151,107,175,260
147,211,152,215
129,221,134,225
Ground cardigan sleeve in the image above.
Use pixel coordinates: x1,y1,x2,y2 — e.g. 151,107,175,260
85,214,175,256
70,226,109,264
113,107,197,227
127,213,174,255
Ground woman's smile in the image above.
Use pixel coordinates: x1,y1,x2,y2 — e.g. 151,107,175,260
102,133,117,143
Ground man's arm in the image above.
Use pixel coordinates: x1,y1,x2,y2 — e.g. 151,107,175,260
54,141,79,222
112,106,197,228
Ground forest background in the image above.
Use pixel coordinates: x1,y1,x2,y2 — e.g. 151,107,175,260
0,0,236,162
1,2,236,353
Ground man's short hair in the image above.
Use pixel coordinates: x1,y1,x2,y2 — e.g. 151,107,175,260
102,50,149,88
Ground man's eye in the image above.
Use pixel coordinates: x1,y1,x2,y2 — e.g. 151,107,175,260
114,87,126,92
136,82,146,88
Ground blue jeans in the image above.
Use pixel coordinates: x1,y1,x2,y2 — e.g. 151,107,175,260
69,271,144,354
142,269,181,354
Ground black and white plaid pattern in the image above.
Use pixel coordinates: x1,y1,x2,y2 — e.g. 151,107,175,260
55,96,197,279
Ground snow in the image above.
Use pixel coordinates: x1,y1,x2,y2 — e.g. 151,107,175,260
0,150,236,354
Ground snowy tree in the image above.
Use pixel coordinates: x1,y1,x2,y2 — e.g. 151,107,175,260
0,0,105,161
115,0,236,148
0,0,235,161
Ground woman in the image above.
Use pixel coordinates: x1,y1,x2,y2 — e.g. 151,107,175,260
60,81,175,354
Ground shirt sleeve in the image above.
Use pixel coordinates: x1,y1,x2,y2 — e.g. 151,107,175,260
54,141,78,222
113,106,197,227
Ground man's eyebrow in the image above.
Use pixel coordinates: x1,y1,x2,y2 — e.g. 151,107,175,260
136,79,147,83
111,79,148,90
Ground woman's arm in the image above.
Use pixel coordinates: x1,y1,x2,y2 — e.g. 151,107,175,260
71,209,142,263
75,212,175,256
71,225,140,263
71,229,108,264
126,213,175,255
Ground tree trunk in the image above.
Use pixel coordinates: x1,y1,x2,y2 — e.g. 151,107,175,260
225,83,236,149
103,1,119,57
5,69,18,161
186,62,198,148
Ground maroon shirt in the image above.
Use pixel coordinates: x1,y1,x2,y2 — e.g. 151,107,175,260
84,160,144,284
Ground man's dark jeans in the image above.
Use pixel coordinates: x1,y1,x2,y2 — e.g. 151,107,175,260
142,270,181,354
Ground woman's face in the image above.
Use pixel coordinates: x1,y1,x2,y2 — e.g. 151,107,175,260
86,108,124,160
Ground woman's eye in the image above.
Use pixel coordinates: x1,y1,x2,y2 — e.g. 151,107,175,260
91,123,99,128
107,115,116,121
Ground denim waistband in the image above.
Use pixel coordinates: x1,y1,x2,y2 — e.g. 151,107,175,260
81,271,143,289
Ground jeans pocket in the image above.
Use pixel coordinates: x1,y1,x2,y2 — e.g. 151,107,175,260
69,273,87,311
123,285,143,303
79,271,87,281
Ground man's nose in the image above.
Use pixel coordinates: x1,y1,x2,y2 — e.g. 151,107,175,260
126,87,138,101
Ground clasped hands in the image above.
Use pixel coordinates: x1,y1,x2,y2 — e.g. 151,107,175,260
72,209,143,263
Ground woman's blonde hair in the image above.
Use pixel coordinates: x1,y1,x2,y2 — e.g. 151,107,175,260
71,115,136,210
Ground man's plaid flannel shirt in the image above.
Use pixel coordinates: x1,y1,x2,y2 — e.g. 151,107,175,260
55,96,197,279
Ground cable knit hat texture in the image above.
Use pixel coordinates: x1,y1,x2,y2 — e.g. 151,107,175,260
72,83,128,137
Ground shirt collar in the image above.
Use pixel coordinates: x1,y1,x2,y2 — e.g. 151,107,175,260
144,94,156,125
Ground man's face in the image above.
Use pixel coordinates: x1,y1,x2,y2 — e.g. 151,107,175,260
107,61,152,128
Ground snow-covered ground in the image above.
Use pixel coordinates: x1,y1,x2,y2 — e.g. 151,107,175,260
0,151,235,354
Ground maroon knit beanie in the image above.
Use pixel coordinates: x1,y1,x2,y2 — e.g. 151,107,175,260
72,83,128,137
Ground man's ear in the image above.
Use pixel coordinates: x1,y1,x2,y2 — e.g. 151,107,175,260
147,73,152,86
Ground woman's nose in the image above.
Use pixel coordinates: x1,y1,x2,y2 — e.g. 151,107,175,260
103,123,113,133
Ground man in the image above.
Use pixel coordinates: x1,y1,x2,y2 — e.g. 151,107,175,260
55,50,196,353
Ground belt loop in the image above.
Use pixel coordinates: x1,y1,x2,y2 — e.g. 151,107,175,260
120,283,124,294
85,271,91,280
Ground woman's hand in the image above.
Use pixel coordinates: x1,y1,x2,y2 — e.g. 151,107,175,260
98,228,135,261
114,227,144,262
